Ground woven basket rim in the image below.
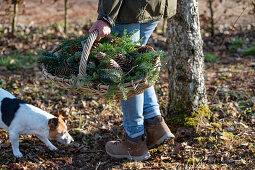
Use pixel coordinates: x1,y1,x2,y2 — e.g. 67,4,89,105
42,64,150,90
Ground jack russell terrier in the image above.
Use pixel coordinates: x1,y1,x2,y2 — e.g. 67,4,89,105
0,88,74,158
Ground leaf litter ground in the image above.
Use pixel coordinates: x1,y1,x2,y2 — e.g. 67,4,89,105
0,26,254,169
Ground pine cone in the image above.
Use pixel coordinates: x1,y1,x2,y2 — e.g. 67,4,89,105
96,52,106,62
104,35,120,45
112,37,121,45
137,45,158,65
106,59,122,71
54,65,78,76
91,40,101,51
70,44,79,55
96,52,122,71
124,58,135,68
113,53,126,63
114,54,135,69
137,45,155,53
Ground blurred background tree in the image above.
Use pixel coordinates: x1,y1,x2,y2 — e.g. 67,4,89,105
3,0,26,35
64,0,68,35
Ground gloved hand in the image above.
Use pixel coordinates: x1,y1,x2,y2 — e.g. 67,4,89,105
89,20,111,40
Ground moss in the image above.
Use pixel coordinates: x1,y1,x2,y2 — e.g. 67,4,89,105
186,158,199,165
208,136,217,144
184,117,198,128
150,148,159,155
222,131,234,141
211,122,221,128
195,136,219,145
169,105,212,129
194,137,207,144
207,127,214,131
196,105,211,119
168,113,187,126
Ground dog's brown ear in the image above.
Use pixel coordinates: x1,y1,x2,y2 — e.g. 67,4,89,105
48,117,59,130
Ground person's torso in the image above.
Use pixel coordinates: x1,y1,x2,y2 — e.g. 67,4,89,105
116,0,177,23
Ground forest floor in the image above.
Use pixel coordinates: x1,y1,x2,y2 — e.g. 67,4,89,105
0,0,255,169
0,22,254,169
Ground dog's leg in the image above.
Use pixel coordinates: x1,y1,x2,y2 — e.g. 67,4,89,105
36,135,58,151
9,132,23,158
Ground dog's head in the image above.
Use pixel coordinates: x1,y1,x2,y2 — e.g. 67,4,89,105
48,116,74,145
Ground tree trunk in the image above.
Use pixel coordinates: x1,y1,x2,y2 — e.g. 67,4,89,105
12,0,18,35
64,0,68,35
166,0,207,118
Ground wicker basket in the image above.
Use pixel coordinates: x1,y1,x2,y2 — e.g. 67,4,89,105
41,30,161,100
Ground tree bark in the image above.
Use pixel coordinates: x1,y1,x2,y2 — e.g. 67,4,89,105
166,0,207,117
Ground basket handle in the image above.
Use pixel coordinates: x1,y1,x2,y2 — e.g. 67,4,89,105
78,30,99,76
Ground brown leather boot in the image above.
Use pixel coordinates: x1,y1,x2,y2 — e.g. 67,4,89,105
105,134,150,161
145,116,175,149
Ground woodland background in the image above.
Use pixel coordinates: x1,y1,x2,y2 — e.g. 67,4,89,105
0,0,254,169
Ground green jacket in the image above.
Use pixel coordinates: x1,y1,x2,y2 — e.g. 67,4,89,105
97,0,177,25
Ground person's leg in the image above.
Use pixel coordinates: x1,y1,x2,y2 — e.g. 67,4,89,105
143,86,161,119
105,21,174,161
105,23,150,161
139,21,175,148
113,23,141,44
139,21,159,46
114,21,167,138
113,23,146,138
114,21,161,137
137,21,162,119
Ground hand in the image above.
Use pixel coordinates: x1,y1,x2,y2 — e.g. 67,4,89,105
89,20,111,40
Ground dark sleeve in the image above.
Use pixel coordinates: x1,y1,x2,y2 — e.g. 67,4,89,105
97,0,123,27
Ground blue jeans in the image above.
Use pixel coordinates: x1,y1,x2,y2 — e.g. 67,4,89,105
113,21,161,138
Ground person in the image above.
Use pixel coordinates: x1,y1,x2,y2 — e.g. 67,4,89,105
89,0,177,161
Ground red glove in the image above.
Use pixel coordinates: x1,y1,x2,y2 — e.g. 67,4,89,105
89,20,111,40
